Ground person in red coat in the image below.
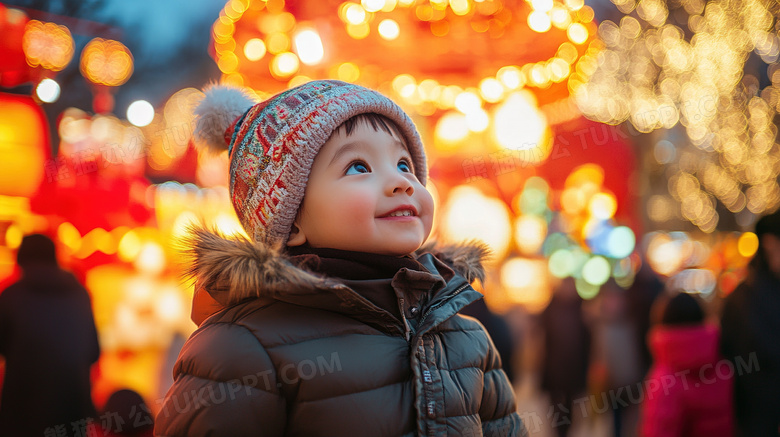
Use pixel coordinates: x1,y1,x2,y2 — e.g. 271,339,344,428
639,292,734,437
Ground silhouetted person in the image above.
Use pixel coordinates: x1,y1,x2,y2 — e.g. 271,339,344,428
626,261,664,378
100,389,154,437
640,292,734,437
592,279,643,437
540,277,591,437
721,211,780,436
0,234,100,436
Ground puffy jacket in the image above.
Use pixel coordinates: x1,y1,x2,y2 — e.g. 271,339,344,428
155,228,526,437
639,324,734,437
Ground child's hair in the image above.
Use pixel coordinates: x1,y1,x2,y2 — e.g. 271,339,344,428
659,292,704,326
337,113,405,142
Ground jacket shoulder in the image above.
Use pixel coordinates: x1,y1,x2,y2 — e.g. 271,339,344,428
444,312,493,337
434,314,497,369
176,311,278,390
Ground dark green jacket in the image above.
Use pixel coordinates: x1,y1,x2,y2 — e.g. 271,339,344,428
155,228,527,436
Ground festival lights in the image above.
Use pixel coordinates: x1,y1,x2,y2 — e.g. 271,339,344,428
575,0,780,230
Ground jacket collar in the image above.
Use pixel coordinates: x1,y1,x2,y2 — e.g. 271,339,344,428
182,227,488,333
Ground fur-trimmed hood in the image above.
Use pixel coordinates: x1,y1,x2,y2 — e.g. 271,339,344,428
181,227,490,307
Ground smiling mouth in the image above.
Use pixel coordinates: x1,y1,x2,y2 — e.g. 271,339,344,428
386,210,415,217
380,205,418,218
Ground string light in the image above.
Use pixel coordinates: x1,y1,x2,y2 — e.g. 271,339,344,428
575,0,780,229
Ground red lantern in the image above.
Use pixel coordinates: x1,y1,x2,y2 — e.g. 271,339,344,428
0,92,49,197
0,4,33,88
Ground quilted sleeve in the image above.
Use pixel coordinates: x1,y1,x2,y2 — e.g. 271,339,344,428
478,326,529,437
154,322,286,437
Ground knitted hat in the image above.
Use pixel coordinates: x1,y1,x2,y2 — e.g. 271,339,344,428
194,80,427,247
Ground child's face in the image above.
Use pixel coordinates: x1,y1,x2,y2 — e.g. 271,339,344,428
287,121,434,256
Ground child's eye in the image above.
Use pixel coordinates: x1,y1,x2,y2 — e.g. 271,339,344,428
397,159,412,173
346,161,370,175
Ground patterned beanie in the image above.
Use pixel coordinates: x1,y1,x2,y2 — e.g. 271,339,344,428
193,80,427,247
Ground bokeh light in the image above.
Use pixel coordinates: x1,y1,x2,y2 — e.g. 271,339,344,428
548,249,575,278
378,19,400,40
493,92,549,161
80,38,134,87
582,255,610,285
127,100,155,127
36,78,61,103
737,232,759,258
294,28,325,65
606,226,636,258
528,11,552,33
440,185,512,260
243,38,267,61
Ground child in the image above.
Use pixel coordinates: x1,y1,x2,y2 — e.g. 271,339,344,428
639,292,734,437
154,80,526,436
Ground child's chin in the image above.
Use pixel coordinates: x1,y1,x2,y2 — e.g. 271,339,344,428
378,241,423,257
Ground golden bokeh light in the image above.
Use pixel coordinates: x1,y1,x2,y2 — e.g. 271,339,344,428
515,215,548,255
501,258,552,312
377,18,400,40
737,232,759,258
588,192,617,219
440,185,513,261
293,28,325,65
434,111,469,145
22,20,75,71
243,38,267,61
576,0,780,228
336,62,361,82
346,22,371,39
567,22,588,44
528,11,552,33
345,3,368,24
493,91,550,163
79,38,134,86
270,51,300,78
266,32,291,54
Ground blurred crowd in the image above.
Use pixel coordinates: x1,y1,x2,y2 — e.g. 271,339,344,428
527,209,780,437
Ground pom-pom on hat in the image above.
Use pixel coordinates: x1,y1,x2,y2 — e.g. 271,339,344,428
193,80,427,247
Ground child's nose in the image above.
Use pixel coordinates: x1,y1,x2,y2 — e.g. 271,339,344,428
388,172,415,196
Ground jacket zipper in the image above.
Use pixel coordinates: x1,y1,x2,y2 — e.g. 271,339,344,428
398,296,412,342
418,283,470,327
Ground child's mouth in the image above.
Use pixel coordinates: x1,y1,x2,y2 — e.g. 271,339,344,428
379,205,418,218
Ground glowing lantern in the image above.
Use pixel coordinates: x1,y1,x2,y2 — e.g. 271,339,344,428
500,257,552,312
493,91,551,164
0,93,48,197
293,27,325,65
737,232,759,258
80,38,133,86
0,5,32,87
22,20,74,72
440,185,512,260
514,215,547,255
80,38,134,113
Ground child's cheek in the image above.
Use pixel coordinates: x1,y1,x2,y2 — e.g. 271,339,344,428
340,188,375,224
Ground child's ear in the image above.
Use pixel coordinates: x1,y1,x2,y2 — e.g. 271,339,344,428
286,221,307,247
